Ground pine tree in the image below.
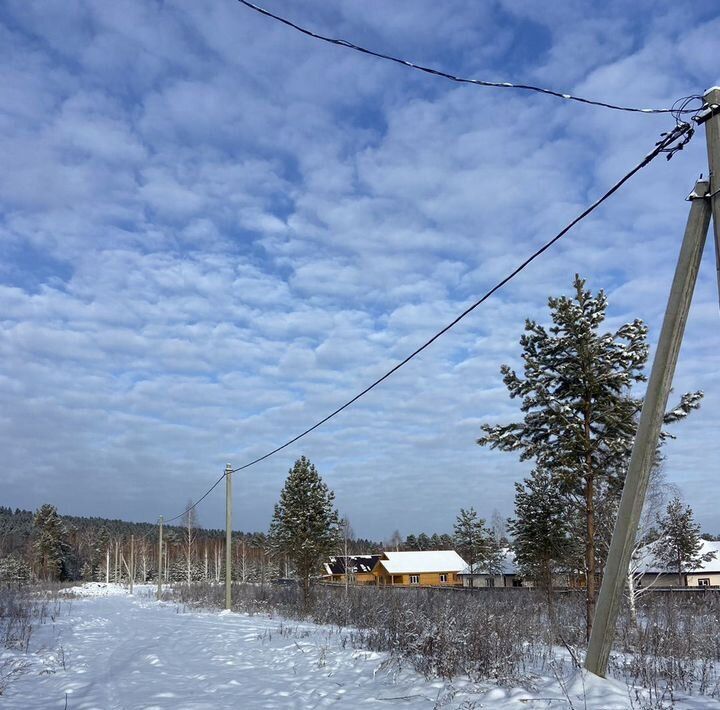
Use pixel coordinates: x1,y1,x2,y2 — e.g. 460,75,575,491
32,504,68,581
453,507,503,580
478,275,701,638
656,496,715,587
416,533,431,551
404,534,418,550
509,469,578,613
269,456,341,605
0,554,32,585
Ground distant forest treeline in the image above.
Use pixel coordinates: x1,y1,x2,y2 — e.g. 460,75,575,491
0,504,465,584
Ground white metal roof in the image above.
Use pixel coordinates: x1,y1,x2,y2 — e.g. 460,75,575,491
377,550,467,574
459,548,517,576
635,539,720,574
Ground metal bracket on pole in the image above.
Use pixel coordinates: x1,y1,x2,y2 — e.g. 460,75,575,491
585,178,711,676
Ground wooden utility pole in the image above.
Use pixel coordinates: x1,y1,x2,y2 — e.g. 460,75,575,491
225,464,233,610
585,179,712,675
585,88,720,677
157,516,163,600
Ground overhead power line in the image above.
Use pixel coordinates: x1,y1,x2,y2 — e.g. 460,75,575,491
236,0,698,116
162,120,694,524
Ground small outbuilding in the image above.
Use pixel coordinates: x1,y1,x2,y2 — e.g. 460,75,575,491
458,548,530,588
635,539,720,588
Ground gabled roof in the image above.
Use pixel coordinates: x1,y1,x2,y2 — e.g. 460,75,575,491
376,550,467,574
635,539,720,574
459,548,517,576
323,555,381,576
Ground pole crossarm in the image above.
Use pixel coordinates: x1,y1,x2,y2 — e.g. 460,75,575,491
585,177,712,676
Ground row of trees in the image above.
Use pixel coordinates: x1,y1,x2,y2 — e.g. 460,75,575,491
0,504,293,585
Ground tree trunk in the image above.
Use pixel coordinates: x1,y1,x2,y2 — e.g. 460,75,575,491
627,568,638,625
585,474,596,641
302,573,310,610
544,557,555,625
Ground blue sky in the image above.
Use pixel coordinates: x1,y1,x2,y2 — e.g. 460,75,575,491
1,0,719,540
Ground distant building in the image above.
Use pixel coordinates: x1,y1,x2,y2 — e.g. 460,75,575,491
458,548,530,588
635,539,720,588
371,550,466,587
321,555,380,585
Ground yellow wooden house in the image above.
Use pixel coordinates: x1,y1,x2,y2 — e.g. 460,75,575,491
371,550,467,587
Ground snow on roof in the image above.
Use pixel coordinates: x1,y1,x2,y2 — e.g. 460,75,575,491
635,539,720,574
378,550,467,574
459,548,517,576
323,555,380,576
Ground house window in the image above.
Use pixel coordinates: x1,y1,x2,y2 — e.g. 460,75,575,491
486,577,495,588
698,578,711,587
410,575,419,584
439,574,447,583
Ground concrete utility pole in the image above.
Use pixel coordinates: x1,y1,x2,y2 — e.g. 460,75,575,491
704,87,720,306
585,178,712,676
157,516,163,600
225,463,233,611
585,87,720,677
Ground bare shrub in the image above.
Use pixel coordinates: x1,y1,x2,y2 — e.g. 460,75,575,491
167,581,720,702
0,584,71,696
612,591,720,703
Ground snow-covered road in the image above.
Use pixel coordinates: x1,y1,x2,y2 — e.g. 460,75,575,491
3,584,716,709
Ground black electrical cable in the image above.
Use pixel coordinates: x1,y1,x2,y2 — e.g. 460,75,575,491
162,121,693,523
236,0,696,116
163,471,227,523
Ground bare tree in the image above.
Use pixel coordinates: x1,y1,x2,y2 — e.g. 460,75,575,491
181,501,198,585
626,470,678,622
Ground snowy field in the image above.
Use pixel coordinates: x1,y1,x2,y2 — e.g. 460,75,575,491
2,583,717,709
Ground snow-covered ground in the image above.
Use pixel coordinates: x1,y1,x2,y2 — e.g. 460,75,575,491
2,583,717,709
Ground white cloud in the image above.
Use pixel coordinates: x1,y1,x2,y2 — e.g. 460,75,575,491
0,0,718,539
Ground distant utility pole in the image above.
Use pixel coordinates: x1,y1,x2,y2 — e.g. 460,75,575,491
225,463,233,611
586,86,720,677
129,534,135,595
157,516,163,600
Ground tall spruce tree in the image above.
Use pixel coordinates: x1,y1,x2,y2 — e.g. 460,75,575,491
656,496,715,587
32,504,68,581
269,456,341,605
453,507,503,581
478,275,701,638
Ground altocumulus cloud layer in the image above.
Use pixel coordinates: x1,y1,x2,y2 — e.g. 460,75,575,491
0,0,719,538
